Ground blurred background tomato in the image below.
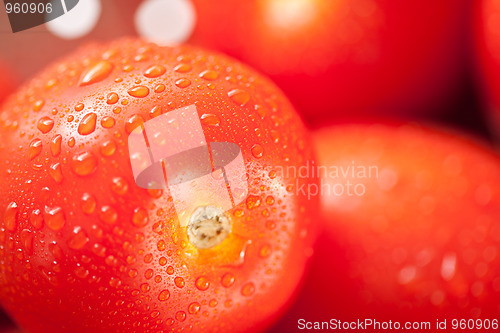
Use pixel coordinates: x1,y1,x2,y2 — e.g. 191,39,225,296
190,0,472,124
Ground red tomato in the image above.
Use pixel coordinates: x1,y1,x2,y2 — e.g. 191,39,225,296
477,0,500,132
0,39,317,332
190,0,470,123
0,60,16,104
273,123,500,331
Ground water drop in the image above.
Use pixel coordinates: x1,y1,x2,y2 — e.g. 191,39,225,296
4,202,18,232
44,206,66,231
33,99,45,112
111,177,128,195
125,115,145,134
128,86,150,98
30,209,44,229
157,240,166,251
241,282,255,296
50,135,62,157
154,84,165,93
71,152,97,176
175,311,186,322
74,266,89,279
260,245,272,258
29,139,43,160
174,276,185,288
246,195,261,209
251,144,264,158
188,302,200,314
149,105,162,118
144,65,166,78
195,276,210,291
37,117,55,134
67,227,89,250
101,116,115,128
99,206,117,224
199,70,218,81
106,92,119,104
81,193,96,214
78,113,97,135
100,140,116,157
74,103,85,111
49,162,63,183
228,89,250,106
109,277,122,288
132,207,149,227
80,61,114,86
175,78,191,88
174,63,192,73
200,113,220,127
221,273,235,288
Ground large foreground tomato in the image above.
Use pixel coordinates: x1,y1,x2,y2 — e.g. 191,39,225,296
273,123,500,331
190,0,469,123
0,39,317,332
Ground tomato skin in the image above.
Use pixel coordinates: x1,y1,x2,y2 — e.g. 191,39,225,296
272,123,500,331
477,0,500,132
0,39,317,332
190,0,470,123
0,60,16,105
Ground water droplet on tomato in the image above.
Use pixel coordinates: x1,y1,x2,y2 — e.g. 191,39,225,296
246,195,261,209
174,276,185,288
125,115,145,134
100,140,116,157
259,245,272,258
37,117,55,134
4,202,18,232
241,282,255,296
132,207,149,227
200,113,220,127
33,99,45,112
71,152,97,176
199,70,218,81
175,78,191,88
80,61,113,86
174,63,192,73
99,206,117,224
111,177,128,195
101,116,115,128
158,289,170,301
50,135,62,157
30,209,44,229
195,276,210,291
67,227,89,250
221,273,235,288
74,103,85,112
144,65,166,78
175,311,186,322
44,206,66,231
81,193,96,214
128,86,150,98
251,144,264,158
106,92,119,104
29,139,43,160
78,113,97,135
49,162,63,183
228,89,250,106
188,302,200,314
